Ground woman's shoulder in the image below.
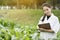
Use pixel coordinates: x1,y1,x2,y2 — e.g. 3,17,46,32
52,13,58,18
52,14,59,20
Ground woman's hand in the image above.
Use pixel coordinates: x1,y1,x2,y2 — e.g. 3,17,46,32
47,30,54,33
39,28,54,33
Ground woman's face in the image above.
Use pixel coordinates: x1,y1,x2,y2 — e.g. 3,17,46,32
43,6,52,16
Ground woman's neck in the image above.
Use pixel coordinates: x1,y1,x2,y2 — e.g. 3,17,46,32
47,13,52,16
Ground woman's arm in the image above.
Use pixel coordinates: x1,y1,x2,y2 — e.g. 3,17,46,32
39,28,54,33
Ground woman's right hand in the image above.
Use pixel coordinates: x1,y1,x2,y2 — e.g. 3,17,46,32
39,28,54,33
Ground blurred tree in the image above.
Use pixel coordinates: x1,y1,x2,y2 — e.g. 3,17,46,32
47,0,57,9
0,0,47,9
0,0,3,5
7,0,16,6
57,0,60,4
37,0,47,8
0,0,5,6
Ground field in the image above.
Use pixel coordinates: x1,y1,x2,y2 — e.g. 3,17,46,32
0,9,60,40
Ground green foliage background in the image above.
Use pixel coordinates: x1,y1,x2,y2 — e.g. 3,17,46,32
0,9,60,40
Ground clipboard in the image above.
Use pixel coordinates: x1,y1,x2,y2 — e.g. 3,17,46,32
38,23,51,30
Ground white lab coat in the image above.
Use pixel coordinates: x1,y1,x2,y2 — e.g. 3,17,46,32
38,13,60,40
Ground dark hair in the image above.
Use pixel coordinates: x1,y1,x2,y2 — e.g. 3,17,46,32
42,3,52,8
42,14,46,22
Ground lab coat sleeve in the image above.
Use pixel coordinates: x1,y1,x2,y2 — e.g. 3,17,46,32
38,16,43,24
50,17,60,33
37,16,43,29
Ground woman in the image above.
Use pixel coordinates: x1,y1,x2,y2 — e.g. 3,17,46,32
38,3,60,40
